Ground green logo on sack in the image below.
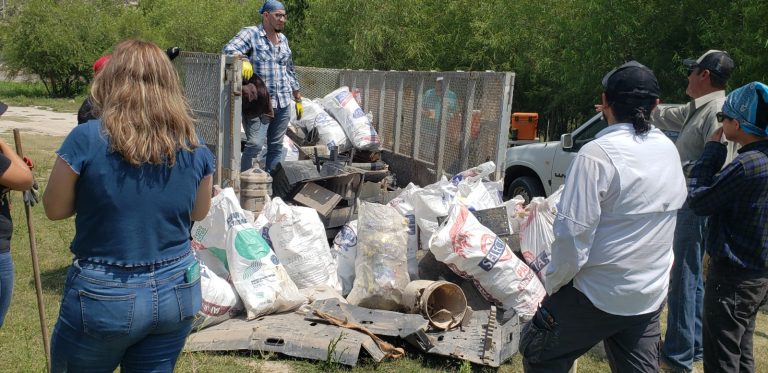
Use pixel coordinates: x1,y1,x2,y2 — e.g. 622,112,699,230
234,228,270,260
207,247,229,271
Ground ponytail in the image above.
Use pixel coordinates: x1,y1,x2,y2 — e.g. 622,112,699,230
609,100,655,135
632,107,651,135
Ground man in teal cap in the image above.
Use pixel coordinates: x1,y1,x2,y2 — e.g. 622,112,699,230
686,81,768,372
224,0,302,173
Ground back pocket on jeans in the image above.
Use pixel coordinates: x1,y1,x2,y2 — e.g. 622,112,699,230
174,279,201,321
79,290,136,341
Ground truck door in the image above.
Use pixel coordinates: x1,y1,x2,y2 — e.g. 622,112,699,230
549,114,608,192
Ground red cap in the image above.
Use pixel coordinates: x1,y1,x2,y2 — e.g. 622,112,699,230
93,55,112,74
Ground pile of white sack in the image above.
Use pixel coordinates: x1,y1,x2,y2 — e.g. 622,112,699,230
191,161,560,328
333,161,554,318
251,85,380,168
290,86,380,153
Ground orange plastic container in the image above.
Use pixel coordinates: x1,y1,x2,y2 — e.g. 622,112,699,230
511,112,539,140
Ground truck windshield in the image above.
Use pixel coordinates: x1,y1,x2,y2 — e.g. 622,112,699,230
572,115,608,152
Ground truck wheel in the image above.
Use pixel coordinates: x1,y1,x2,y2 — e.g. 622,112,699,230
506,176,545,203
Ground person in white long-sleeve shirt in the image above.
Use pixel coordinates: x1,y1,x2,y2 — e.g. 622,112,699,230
519,61,688,373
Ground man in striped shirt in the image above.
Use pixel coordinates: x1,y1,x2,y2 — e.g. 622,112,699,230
224,0,301,173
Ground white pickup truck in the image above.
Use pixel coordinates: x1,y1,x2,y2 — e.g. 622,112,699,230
503,109,679,201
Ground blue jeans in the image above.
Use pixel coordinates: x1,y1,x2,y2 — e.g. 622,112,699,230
0,251,14,327
241,106,290,173
662,205,706,370
51,252,201,372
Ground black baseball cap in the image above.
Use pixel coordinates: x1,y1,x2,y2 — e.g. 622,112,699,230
0,101,7,116
602,61,660,103
683,50,734,79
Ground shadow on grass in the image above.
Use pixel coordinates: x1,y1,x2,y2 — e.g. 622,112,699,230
37,265,69,293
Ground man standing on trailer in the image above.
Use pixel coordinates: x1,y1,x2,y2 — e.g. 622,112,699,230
224,0,301,173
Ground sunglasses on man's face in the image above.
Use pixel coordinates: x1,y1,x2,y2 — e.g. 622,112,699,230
716,112,734,123
687,67,698,76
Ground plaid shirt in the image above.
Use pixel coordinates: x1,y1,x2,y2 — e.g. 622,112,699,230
223,25,300,109
688,140,768,270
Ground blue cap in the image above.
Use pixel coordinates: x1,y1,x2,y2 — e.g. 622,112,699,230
722,81,768,137
259,0,285,14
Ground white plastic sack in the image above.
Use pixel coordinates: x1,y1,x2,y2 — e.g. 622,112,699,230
192,188,304,319
456,178,501,211
519,186,563,281
450,161,496,185
483,180,505,206
193,262,243,330
346,201,410,310
252,213,273,248
332,220,358,296
283,135,300,161
265,197,341,291
387,183,420,279
430,204,546,317
412,177,456,250
190,239,231,282
322,87,380,151
502,195,527,235
293,99,351,152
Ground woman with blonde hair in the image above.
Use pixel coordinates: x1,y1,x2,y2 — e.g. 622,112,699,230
44,39,213,372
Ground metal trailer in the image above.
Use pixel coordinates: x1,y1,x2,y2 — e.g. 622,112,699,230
173,52,515,189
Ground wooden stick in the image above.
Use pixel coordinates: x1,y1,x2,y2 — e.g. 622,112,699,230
13,129,50,372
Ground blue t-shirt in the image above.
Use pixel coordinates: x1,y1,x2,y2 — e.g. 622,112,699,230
57,120,214,266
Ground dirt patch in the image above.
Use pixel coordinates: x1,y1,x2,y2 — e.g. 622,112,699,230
246,360,297,373
0,106,76,137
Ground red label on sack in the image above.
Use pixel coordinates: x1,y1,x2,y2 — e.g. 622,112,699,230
449,208,472,258
201,300,232,317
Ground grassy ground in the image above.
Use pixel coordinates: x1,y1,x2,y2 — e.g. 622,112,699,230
0,130,766,372
0,81,85,113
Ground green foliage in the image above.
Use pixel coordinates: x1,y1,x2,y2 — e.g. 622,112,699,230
0,81,85,112
1,0,767,134
297,0,768,137
320,331,347,371
0,0,130,97
138,0,258,53
697,0,768,86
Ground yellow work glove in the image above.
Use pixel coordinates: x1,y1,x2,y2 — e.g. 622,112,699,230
295,100,303,120
241,60,253,80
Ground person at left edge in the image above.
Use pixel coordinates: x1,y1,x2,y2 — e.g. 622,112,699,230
44,39,214,372
223,0,302,173
0,101,35,328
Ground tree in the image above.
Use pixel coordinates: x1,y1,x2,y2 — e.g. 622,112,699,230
0,0,149,97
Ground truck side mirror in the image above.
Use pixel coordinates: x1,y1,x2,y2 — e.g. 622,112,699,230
561,133,573,150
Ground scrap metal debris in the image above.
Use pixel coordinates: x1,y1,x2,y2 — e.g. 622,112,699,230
312,309,405,359
185,312,386,366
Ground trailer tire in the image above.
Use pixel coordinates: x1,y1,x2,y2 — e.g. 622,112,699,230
506,176,545,203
